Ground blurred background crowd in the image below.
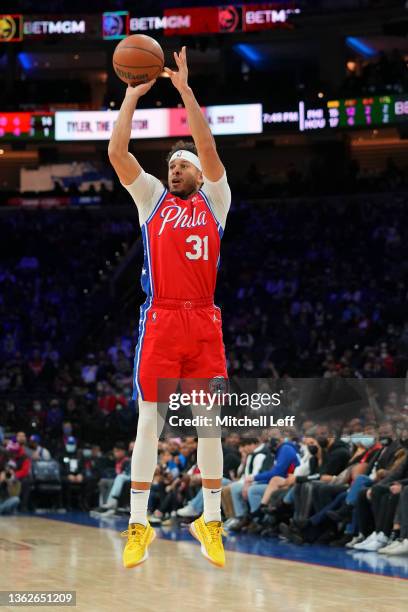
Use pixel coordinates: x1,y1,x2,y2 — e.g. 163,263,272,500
1,397,408,554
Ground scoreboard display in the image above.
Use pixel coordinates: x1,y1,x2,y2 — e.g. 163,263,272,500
0,112,54,140
328,96,406,128
1,95,408,140
263,95,408,133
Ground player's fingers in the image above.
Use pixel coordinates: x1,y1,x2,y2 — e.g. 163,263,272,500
178,47,186,65
164,68,175,80
173,51,180,66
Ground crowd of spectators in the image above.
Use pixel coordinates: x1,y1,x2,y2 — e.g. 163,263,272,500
1,188,408,406
2,392,408,556
75,185,408,384
0,209,135,388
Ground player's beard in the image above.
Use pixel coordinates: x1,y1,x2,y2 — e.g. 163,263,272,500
170,177,197,199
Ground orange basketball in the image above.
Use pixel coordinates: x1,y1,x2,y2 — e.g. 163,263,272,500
112,34,164,86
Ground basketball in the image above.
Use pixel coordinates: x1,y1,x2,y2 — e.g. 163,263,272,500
112,34,164,86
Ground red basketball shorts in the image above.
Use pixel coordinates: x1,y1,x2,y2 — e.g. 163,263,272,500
132,297,228,402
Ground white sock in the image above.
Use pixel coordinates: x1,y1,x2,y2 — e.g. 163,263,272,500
129,489,149,526
203,487,222,523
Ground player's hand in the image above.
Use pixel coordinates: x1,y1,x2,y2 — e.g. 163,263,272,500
164,46,189,93
125,79,156,99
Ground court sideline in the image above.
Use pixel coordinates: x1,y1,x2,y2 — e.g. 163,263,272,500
1,517,407,612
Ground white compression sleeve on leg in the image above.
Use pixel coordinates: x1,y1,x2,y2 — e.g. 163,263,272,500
131,399,161,483
197,437,223,480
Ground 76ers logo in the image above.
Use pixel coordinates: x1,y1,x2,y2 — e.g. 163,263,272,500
158,204,207,236
219,6,241,33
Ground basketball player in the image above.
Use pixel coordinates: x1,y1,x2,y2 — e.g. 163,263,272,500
108,46,230,568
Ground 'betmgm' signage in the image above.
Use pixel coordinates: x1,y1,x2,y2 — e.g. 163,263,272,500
24,19,86,36
130,15,191,32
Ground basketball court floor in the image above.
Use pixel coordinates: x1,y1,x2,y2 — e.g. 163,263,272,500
1,514,407,612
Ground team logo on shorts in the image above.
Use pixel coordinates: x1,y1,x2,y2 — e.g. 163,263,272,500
209,376,228,394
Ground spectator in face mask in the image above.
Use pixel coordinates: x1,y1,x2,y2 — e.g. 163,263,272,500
279,427,350,541
27,400,46,430
45,399,63,439
52,420,75,456
27,434,51,461
80,444,103,511
58,436,83,510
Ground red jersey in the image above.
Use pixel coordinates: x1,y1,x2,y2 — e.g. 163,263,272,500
141,187,223,300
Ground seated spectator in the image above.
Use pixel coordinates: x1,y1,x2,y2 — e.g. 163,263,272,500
97,441,129,508
58,436,85,510
91,441,134,517
230,430,299,532
246,435,320,535
27,434,51,462
6,440,32,512
278,427,350,542
219,435,273,530
0,460,21,515
286,433,383,545
15,431,27,449
79,444,104,511
380,482,408,555
325,425,405,545
26,400,47,431
45,400,64,442
352,447,408,551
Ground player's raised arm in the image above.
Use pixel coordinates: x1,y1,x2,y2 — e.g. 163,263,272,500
108,81,156,185
164,47,224,182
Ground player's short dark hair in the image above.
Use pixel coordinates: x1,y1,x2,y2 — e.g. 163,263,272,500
166,140,198,164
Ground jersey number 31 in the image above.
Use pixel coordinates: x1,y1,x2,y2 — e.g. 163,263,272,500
185,235,209,261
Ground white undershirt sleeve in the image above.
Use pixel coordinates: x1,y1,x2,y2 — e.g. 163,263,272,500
252,453,267,476
122,171,165,226
201,171,231,230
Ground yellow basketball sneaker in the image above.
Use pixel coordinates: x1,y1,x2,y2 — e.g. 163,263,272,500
189,515,226,567
121,522,156,568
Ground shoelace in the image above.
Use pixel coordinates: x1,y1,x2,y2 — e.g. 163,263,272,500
121,524,146,549
206,522,227,544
